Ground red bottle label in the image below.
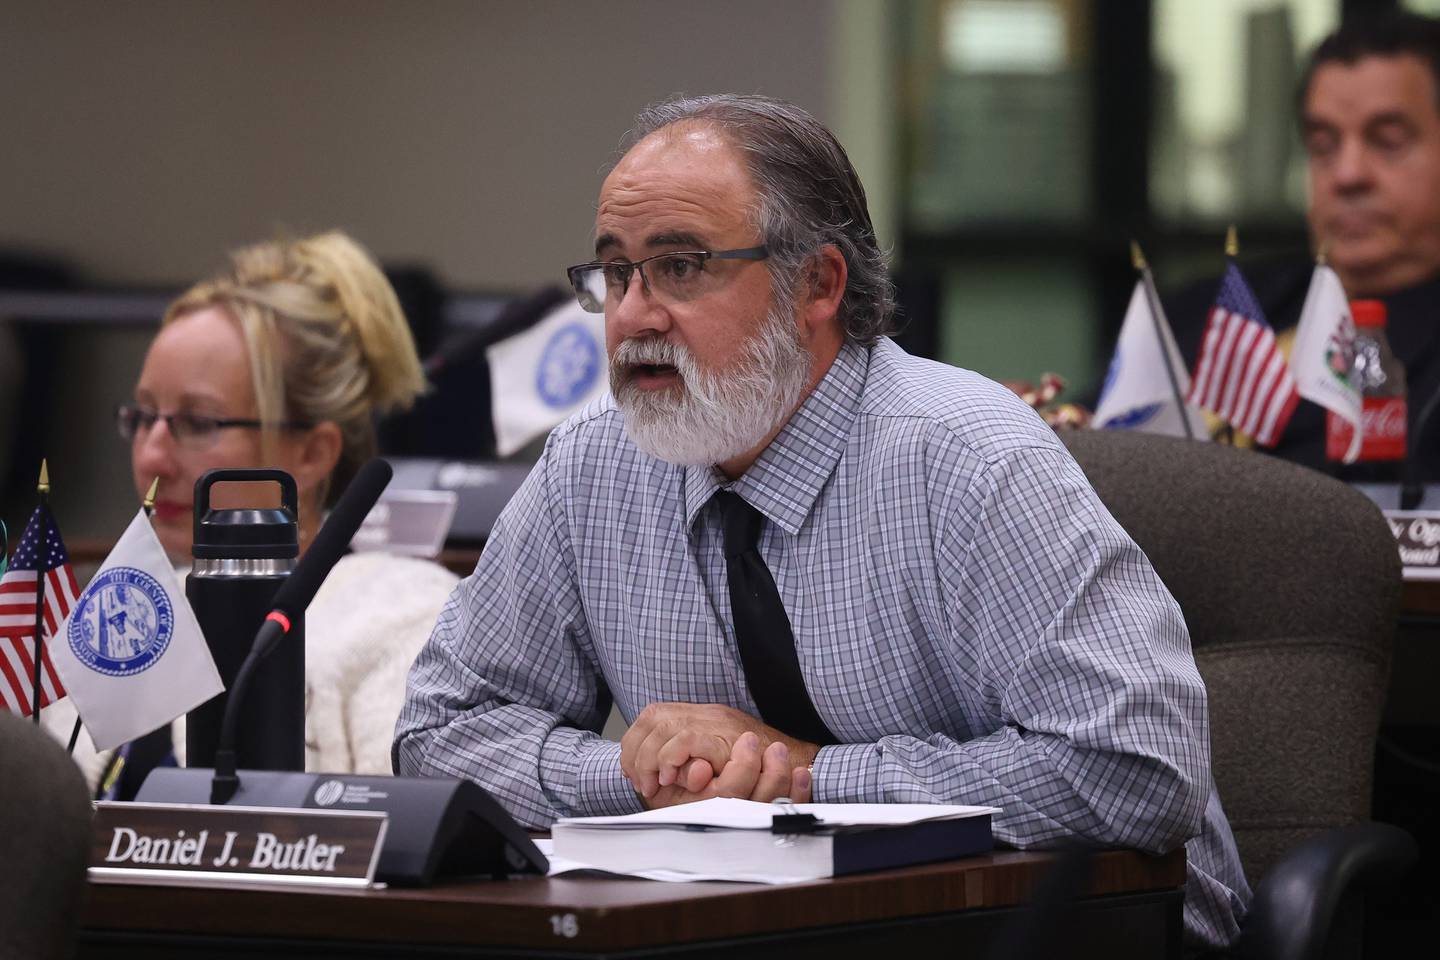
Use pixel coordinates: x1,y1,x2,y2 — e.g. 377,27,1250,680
1327,396,1407,461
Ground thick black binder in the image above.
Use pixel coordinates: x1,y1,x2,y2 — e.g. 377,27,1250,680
830,815,993,876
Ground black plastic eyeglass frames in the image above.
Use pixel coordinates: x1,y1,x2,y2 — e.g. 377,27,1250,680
116,404,309,448
566,245,769,313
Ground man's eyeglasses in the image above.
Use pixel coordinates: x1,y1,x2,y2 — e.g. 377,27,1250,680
116,404,309,450
566,246,769,314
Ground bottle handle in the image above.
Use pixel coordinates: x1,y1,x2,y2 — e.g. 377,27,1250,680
193,468,300,519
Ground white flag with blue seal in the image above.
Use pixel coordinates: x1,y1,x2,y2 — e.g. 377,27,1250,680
49,510,222,751
1093,281,1208,438
488,299,607,456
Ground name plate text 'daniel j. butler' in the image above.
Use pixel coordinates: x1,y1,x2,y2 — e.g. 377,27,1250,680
90,801,387,889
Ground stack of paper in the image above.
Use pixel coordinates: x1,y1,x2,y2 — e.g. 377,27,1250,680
548,798,998,883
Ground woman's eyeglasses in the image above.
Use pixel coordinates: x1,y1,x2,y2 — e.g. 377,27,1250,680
115,404,309,450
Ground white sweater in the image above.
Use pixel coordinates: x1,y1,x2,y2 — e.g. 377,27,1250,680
302,552,459,774
43,552,459,788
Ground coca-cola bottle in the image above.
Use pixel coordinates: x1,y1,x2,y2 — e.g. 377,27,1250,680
1327,299,1407,483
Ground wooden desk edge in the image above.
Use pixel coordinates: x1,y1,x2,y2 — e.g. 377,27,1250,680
1402,579,1440,616
83,847,1185,952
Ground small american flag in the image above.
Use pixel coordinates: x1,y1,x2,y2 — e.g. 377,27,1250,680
1187,262,1299,446
0,504,79,716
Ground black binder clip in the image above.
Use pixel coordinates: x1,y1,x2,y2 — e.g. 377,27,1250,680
770,798,823,836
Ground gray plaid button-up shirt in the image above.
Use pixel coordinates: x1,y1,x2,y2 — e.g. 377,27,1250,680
396,337,1250,949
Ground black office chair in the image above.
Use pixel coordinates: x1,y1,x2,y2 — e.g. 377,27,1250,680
1060,430,1417,960
0,710,93,959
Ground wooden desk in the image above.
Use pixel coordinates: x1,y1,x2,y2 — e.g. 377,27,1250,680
1389,580,1440,725
1401,579,1440,618
80,848,1185,959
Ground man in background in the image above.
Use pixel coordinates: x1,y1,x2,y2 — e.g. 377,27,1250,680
1169,11,1440,475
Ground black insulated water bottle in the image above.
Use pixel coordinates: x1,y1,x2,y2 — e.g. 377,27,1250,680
185,469,304,771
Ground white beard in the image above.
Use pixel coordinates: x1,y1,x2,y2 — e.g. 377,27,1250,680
610,306,811,467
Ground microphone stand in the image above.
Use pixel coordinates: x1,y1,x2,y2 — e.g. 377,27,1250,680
210,617,287,804
139,456,549,884
1400,381,1440,509
423,286,569,378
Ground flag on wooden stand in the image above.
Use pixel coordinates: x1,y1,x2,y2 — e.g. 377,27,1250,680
1290,261,1362,463
1093,244,1207,438
0,504,79,716
489,298,607,456
50,508,221,751
1187,261,1300,446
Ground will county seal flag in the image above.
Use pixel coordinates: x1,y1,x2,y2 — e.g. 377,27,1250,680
488,298,607,456
0,504,78,716
51,508,223,751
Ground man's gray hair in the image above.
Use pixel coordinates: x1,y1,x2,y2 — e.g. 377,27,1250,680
627,94,899,344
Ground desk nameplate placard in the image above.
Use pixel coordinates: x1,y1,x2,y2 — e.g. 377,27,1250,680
89,801,387,889
352,489,458,558
1383,510,1440,580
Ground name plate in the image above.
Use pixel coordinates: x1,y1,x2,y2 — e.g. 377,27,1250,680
89,801,388,888
1383,510,1440,580
352,489,458,558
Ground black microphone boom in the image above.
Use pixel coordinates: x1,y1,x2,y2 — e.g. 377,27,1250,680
268,457,394,625
423,285,571,378
1401,382,1440,509
210,457,393,804
146,454,545,884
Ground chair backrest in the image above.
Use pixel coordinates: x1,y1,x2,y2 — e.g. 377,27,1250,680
1060,431,1400,883
0,711,93,959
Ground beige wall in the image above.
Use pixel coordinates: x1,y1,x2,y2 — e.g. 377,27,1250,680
1,0,898,537
0,0,858,289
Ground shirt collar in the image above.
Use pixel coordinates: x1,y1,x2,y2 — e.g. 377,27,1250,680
682,339,871,533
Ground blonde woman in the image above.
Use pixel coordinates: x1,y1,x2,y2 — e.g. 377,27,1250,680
49,231,458,787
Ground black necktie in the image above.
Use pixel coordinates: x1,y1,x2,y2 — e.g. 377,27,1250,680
714,491,836,745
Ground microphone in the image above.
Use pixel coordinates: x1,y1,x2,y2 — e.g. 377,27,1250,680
1400,383,1440,509
142,454,547,884
210,457,393,804
423,285,571,377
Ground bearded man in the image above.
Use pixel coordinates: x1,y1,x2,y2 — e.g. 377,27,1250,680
395,95,1249,951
